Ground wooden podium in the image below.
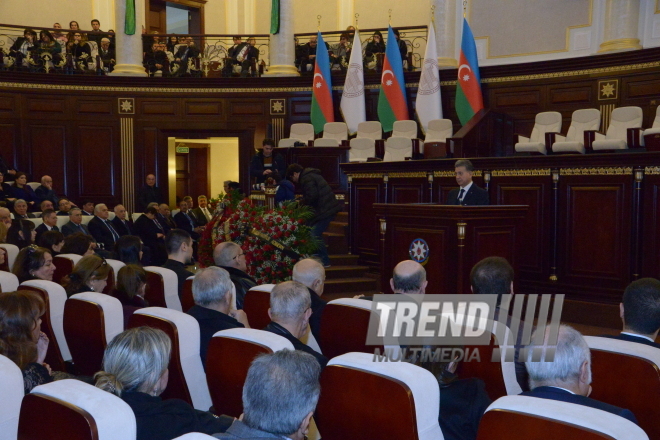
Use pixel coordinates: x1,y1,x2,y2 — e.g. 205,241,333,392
374,204,529,295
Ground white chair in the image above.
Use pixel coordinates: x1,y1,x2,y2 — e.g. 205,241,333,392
514,111,562,155
26,218,43,229
106,259,126,284
21,280,71,362
551,109,601,154
383,137,413,162
357,121,383,140
313,138,339,147
0,271,19,292
643,105,660,147
26,182,40,191
0,243,19,272
592,106,644,151
171,209,180,217
0,355,23,440
425,119,453,143
55,215,69,229
479,395,648,440
322,122,348,142
348,138,376,162
392,120,418,138
318,352,443,440
279,123,315,148
80,215,94,225
145,266,183,311
132,213,143,222
107,212,116,221
21,379,136,440
133,307,212,411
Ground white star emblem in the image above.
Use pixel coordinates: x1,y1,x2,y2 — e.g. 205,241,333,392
120,100,133,112
315,82,322,88
386,79,392,86
462,74,470,81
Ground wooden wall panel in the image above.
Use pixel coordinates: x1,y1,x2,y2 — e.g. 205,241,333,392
642,176,660,278
390,181,426,204
472,227,517,265
77,126,117,199
228,101,265,117
140,100,177,116
26,97,66,114
142,127,159,180
26,125,67,191
0,123,18,170
352,182,381,264
184,101,223,116
0,95,15,114
77,100,113,115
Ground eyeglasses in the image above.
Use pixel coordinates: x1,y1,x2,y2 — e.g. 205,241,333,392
232,252,245,260
94,257,108,272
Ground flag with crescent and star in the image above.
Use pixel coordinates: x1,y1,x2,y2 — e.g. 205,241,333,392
310,31,334,134
455,18,483,125
377,26,408,133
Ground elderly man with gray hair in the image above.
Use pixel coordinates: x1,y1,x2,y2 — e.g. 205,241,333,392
521,324,637,424
214,350,321,440
187,266,250,366
213,241,256,310
292,258,326,341
264,281,328,368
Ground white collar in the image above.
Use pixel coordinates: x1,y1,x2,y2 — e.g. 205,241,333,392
545,386,575,395
459,181,473,194
621,331,655,342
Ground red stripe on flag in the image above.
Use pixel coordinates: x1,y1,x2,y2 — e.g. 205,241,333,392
381,57,408,120
458,52,483,113
313,63,334,122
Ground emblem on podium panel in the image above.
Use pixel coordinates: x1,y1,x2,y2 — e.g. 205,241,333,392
270,99,285,115
118,98,135,114
409,238,430,265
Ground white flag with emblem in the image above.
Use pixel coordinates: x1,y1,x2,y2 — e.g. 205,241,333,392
415,21,442,134
340,28,366,135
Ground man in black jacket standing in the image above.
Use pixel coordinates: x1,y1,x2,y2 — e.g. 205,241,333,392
136,174,163,212
249,139,286,184
287,164,342,267
445,159,489,206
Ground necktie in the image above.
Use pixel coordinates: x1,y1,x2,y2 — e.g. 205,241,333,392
185,212,195,230
104,220,120,242
202,208,211,221
153,219,163,232
458,188,465,204
78,224,85,233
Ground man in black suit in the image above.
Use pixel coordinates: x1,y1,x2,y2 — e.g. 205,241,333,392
264,281,328,368
134,206,167,265
111,204,134,236
13,200,35,219
174,200,202,241
191,195,212,227
81,201,95,216
292,258,327,342
213,241,256,310
182,196,203,226
157,203,176,232
162,229,195,299
445,159,489,206
136,174,163,213
186,266,250,366
88,203,121,250
34,175,59,207
35,209,59,244
56,198,72,216
522,325,638,424
62,208,92,237
600,278,660,349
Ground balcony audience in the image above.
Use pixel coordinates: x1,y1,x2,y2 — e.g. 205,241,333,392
99,37,115,72
52,23,67,45
94,327,233,440
35,30,62,63
62,254,110,297
7,219,36,249
12,245,55,282
111,264,149,326
166,36,179,53
38,230,65,257
9,28,37,66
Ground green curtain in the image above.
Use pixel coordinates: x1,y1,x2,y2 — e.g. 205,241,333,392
270,0,280,34
125,0,136,35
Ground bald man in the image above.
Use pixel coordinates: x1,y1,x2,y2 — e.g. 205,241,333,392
136,173,163,212
292,258,327,340
356,260,427,300
0,207,11,228
35,175,59,206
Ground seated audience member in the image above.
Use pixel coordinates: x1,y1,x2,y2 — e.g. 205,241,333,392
12,245,56,283
166,35,178,53
62,254,110,297
357,259,427,301
144,42,169,76
470,256,528,390
330,33,351,70
39,200,54,212
0,173,13,205
181,196,202,226
601,278,660,348
69,21,80,30
157,204,176,232
13,199,35,219
7,219,36,249
264,281,328,368
34,175,59,206
114,235,144,265
94,327,233,440
112,204,134,236
61,208,91,237
292,258,326,341
215,350,321,440
174,200,202,241
0,291,53,393
393,28,408,63
67,32,92,69
187,266,250,364
523,325,638,424
10,28,37,62
172,36,200,76
134,206,167,265
81,201,95,217
88,203,121,251
213,242,256,310
298,35,328,73
52,22,67,44
112,264,149,326
35,30,62,63
192,195,212,226
35,209,59,244
38,230,65,257
364,30,385,69
99,37,115,72
250,138,286,184
162,229,194,298
56,198,72,216
60,232,95,257
0,207,11,229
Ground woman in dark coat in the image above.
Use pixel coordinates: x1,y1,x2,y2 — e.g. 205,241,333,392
10,172,39,210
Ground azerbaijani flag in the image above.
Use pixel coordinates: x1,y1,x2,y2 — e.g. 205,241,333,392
377,26,408,132
455,18,483,125
310,31,334,134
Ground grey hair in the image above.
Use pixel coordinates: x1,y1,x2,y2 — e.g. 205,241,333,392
242,349,321,436
192,266,233,307
270,281,310,322
14,199,27,206
525,324,591,389
213,242,241,267
454,159,474,171
94,327,171,397
292,258,324,289
69,207,82,216
94,203,107,214
392,266,426,294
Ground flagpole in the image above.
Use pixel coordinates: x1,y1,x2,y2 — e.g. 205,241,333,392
317,15,321,31
463,0,467,18
388,9,392,25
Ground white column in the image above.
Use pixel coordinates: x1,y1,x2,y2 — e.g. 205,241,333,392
337,0,355,30
598,0,642,53
433,0,457,68
265,0,299,77
92,0,117,31
110,0,148,76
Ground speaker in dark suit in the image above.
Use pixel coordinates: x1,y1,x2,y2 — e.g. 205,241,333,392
445,159,489,206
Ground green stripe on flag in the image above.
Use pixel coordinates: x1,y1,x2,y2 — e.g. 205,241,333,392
455,86,474,126
377,89,397,133
270,0,280,34
125,0,136,35
310,96,327,134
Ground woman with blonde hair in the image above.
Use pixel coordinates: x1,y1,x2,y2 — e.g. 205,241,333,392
95,327,232,440
62,254,111,297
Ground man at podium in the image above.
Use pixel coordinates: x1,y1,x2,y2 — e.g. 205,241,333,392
445,159,490,206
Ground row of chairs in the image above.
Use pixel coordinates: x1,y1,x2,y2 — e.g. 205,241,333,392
515,106,659,155
278,120,454,162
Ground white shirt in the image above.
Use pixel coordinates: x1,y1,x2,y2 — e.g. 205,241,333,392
621,331,655,342
458,181,473,201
